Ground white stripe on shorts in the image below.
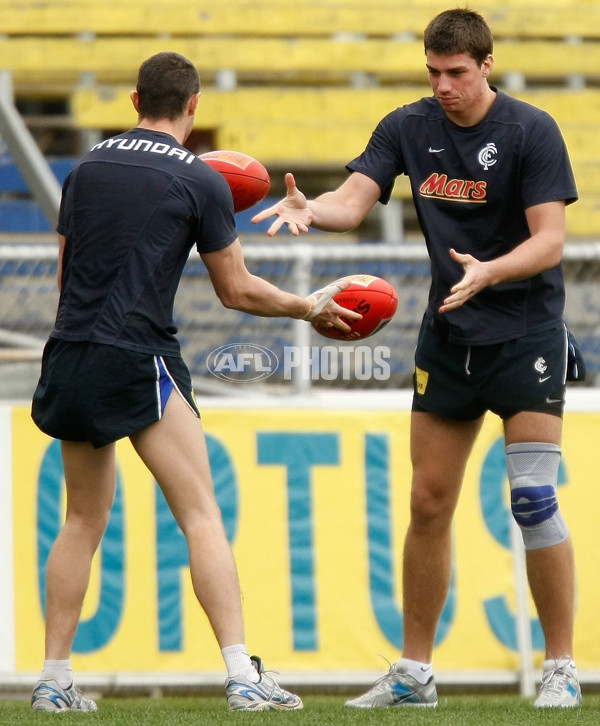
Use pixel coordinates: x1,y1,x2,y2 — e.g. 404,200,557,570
154,355,197,419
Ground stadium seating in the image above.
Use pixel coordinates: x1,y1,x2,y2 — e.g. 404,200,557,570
1,36,598,88
3,1,600,89
1,0,600,236
3,1,600,39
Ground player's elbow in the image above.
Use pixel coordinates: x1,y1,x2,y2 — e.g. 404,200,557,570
538,235,564,273
547,238,564,269
215,287,238,310
214,278,254,312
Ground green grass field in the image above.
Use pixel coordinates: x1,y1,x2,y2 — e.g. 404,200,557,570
1,694,600,726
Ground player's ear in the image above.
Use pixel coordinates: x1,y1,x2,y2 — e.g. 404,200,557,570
482,54,494,77
187,92,201,116
130,90,140,113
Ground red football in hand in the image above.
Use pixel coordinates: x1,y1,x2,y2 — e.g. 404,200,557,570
199,150,271,212
312,274,398,341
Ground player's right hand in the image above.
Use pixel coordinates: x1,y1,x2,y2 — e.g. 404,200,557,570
251,173,313,237
303,277,362,332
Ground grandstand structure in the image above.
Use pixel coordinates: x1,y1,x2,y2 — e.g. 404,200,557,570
2,0,600,236
0,0,599,394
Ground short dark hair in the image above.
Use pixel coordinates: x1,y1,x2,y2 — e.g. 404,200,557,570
424,8,493,65
136,52,200,121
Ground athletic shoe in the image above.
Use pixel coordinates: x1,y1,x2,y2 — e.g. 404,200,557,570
534,657,582,708
31,679,98,711
345,662,438,708
226,655,303,711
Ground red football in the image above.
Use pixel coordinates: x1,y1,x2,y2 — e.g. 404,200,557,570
312,274,398,341
199,150,270,212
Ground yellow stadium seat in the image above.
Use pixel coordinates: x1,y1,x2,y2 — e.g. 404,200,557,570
3,1,600,39
2,36,600,88
3,0,600,237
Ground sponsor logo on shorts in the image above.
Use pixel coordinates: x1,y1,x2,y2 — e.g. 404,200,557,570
534,356,551,382
415,366,429,395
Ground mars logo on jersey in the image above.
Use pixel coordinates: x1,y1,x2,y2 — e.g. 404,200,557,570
419,173,487,203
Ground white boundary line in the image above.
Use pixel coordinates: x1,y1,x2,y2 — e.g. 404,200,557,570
193,387,600,411
4,389,599,412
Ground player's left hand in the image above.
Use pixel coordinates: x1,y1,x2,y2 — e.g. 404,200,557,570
439,248,492,313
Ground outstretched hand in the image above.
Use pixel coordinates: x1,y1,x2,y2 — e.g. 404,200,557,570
252,173,313,237
439,248,492,313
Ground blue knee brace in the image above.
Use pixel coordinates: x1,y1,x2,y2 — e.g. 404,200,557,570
505,442,569,551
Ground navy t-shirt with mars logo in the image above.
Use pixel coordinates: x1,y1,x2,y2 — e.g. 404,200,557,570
54,128,238,355
347,89,578,344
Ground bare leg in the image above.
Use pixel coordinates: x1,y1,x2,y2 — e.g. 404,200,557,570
44,442,117,659
504,411,575,660
402,412,483,663
130,393,245,648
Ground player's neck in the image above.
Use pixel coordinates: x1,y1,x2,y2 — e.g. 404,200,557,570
446,85,497,128
136,118,188,145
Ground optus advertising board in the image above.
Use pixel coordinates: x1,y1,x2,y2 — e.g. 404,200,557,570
5,403,599,677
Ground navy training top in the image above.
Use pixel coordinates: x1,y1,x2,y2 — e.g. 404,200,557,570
53,128,237,355
347,89,578,344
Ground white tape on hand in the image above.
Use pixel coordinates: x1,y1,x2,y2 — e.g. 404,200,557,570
303,280,345,321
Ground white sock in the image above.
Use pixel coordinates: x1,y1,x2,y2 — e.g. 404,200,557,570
221,644,260,683
397,657,433,684
41,659,73,689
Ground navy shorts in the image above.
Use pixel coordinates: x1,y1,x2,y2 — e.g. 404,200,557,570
412,316,569,421
32,339,200,448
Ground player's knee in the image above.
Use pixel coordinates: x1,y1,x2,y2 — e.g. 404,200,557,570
506,442,569,551
409,483,455,531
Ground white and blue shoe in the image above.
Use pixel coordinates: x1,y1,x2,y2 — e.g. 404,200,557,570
534,657,582,708
345,662,438,708
31,679,98,711
226,655,303,711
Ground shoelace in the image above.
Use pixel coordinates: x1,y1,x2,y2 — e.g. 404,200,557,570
540,668,571,697
251,662,283,700
367,656,397,689
70,685,95,708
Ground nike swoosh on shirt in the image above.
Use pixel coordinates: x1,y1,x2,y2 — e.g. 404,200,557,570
428,147,445,153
